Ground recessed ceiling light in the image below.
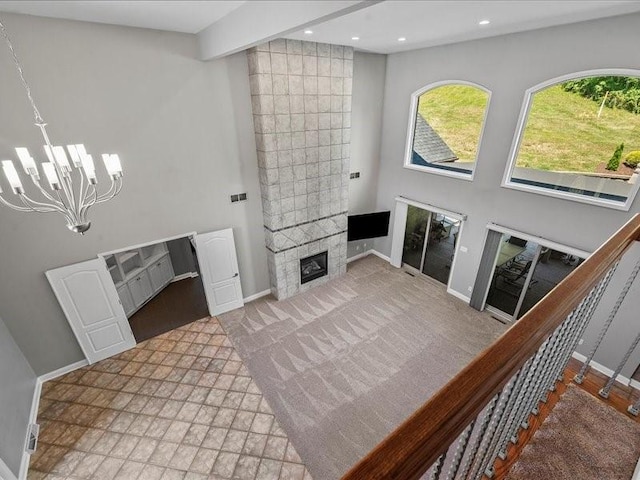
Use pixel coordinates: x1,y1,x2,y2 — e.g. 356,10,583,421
352,36,360,41
304,30,313,35
479,20,490,25
398,37,406,42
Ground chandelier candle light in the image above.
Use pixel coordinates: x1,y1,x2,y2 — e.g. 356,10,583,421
0,18,123,234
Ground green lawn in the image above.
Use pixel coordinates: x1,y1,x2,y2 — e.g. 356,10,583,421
417,84,640,173
418,85,487,163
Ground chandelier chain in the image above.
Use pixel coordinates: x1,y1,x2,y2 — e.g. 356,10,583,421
0,17,46,125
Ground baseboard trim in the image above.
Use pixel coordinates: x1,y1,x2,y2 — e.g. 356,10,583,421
171,272,199,283
243,289,271,303
19,359,90,479
0,456,18,480
370,250,391,263
347,249,374,263
447,288,471,304
571,352,633,387
39,359,89,384
18,377,43,480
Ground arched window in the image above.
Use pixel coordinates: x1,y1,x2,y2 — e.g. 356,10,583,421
503,70,640,210
405,81,490,179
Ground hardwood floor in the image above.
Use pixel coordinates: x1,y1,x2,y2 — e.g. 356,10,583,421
492,357,640,479
128,277,209,343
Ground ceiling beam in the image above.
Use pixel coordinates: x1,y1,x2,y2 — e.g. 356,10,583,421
197,0,380,60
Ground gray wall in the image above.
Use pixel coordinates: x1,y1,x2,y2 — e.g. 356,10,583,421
0,316,37,477
373,12,640,375
0,13,267,375
167,238,197,276
0,13,383,376
374,13,640,296
347,52,387,257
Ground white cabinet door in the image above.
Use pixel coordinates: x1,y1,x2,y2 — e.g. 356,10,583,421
159,255,175,285
148,260,165,293
149,255,174,292
194,228,244,316
116,284,136,317
46,258,136,364
129,270,153,307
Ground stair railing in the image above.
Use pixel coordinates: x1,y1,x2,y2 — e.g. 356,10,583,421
342,214,640,480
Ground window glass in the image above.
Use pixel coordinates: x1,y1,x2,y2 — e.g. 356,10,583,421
506,75,640,209
407,84,489,177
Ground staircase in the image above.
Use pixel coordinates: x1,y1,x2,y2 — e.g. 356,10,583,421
500,359,640,479
340,215,640,480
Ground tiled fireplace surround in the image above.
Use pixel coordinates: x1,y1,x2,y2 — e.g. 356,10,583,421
247,39,352,299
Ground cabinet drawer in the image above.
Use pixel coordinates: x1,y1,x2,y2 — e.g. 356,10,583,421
116,284,136,316
128,270,153,307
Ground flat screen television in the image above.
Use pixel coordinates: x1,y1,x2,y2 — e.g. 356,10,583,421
348,211,391,241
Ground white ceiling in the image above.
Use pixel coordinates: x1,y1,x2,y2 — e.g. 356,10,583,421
284,0,640,54
0,1,246,34
1,1,639,55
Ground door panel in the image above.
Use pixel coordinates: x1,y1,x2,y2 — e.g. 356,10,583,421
46,258,136,364
60,271,117,326
194,229,244,316
87,323,126,351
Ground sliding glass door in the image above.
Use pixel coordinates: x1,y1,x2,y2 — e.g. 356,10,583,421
402,205,461,285
484,233,583,322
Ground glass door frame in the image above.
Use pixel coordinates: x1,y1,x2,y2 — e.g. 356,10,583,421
481,224,590,323
392,196,466,293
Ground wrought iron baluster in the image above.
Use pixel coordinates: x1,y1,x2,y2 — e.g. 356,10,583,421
575,258,640,384
445,421,475,480
458,394,499,480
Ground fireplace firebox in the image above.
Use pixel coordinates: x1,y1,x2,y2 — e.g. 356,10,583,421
300,251,328,285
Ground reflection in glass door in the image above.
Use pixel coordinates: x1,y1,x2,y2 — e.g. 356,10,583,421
485,234,582,322
517,249,582,319
486,235,540,320
422,213,461,284
402,205,461,285
402,205,430,270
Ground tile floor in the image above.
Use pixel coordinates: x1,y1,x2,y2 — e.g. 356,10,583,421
27,317,312,480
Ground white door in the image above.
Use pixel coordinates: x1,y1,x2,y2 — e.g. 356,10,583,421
194,228,244,316
46,258,136,364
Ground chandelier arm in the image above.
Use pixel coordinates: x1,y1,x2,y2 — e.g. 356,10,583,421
76,168,86,212
0,194,35,212
61,172,77,217
19,194,61,213
79,185,98,218
19,190,67,213
30,177,66,208
95,177,123,204
95,178,118,203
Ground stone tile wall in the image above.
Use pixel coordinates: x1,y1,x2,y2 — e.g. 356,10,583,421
247,39,352,299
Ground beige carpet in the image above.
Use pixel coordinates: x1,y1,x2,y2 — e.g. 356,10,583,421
219,255,506,479
506,385,640,480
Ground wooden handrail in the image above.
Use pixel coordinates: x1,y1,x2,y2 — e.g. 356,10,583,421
342,214,640,480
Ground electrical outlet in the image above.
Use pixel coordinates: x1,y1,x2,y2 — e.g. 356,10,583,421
578,339,584,345
460,246,468,253
468,286,473,292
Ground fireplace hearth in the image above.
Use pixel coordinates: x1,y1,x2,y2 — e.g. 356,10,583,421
300,251,328,285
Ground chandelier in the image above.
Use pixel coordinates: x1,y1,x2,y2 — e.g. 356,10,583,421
0,18,123,234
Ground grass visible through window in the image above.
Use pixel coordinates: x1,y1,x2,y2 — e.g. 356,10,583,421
417,85,487,163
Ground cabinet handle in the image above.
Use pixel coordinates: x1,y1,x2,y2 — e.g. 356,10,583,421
136,277,141,281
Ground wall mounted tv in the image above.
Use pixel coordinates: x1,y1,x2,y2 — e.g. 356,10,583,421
347,211,391,241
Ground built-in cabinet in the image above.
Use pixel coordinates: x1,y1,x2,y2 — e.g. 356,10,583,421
104,242,175,317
